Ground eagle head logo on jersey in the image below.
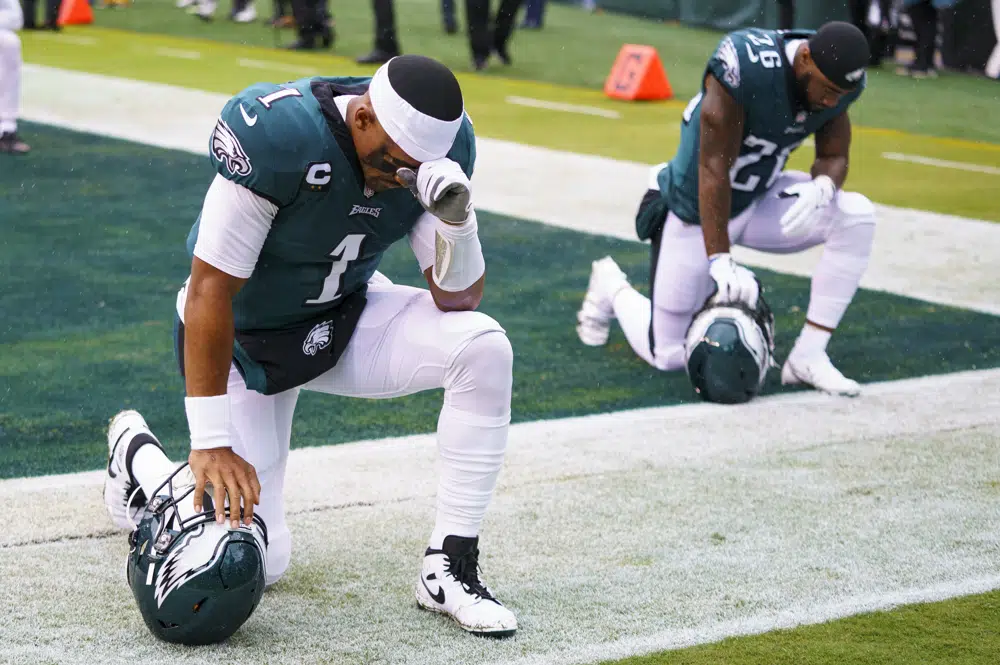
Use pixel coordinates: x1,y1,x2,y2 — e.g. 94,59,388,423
303,320,334,356
717,36,741,89
212,118,253,177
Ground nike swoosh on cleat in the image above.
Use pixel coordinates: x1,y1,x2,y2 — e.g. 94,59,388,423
421,576,446,605
240,104,258,127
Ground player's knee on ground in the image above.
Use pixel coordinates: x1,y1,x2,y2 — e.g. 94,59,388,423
443,326,513,419
264,526,292,586
0,30,21,57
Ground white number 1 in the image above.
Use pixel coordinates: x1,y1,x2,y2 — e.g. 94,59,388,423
305,234,366,305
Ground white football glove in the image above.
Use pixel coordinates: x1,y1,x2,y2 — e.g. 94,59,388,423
708,253,760,308
397,158,472,225
778,175,836,238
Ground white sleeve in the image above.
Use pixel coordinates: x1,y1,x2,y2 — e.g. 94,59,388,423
193,173,277,279
0,0,23,31
407,211,439,273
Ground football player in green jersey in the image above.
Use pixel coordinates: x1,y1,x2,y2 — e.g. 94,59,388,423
578,22,877,400
104,55,518,642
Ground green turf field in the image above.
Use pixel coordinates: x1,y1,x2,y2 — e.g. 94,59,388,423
7,6,1000,663
2,121,999,479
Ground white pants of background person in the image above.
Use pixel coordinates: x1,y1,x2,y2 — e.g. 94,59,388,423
0,0,25,149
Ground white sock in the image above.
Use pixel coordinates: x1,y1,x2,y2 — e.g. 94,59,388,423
430,332,512,550
612,288,689,371
792,324,832,358
612,287,655,366
0,120,14,135
131,443,179,498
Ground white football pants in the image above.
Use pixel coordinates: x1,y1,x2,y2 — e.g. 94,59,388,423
614,170,877,371
182,275,513,585
0,30,21,135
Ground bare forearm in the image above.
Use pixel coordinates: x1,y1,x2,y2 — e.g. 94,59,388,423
183,288,235,397
425,267,484,311
811,156,848,189
699,168,733,256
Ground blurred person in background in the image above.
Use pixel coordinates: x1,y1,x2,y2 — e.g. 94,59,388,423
285,0,333,49
898,0,957,77
357,0,400,64
19,0,57,30
777,0,795,29
520,0,545,29
1,0,28,154
466,0,524,70
850,0,895,66
442,0,457,33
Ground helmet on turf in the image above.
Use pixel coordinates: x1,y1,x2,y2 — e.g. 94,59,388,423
683,293,777,404
126,464,268,645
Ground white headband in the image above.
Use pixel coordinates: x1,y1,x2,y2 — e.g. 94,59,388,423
368,60,463,163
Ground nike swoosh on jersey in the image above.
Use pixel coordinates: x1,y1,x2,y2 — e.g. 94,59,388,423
421,576,446,605
239,104,258,127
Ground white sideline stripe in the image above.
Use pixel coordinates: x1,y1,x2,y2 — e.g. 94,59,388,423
237,58,319,75
883,151,1000,176
28,33,98,46
151,47,203,61
19,65,1000,317
525,576,1000,665
505,95,622,119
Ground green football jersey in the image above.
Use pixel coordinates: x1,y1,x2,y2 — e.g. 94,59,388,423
188,75,476,333
641,28,864,237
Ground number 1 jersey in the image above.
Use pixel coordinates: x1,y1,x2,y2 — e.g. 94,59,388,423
187,76,476,333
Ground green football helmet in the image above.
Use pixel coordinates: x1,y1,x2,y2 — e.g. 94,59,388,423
683,292,777,404
126,464,268,645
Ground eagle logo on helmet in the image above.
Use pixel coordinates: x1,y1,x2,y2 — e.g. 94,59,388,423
154,522,230,608
211,118,252,177
303,320,333,356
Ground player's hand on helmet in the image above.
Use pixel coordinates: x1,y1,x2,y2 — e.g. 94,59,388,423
396,158,472,225
778,175,836,238
708,253,760,308
188,447,261,529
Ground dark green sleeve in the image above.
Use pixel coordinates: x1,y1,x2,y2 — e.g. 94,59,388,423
446,112,477,179
705,33,748,106
208,84,314,207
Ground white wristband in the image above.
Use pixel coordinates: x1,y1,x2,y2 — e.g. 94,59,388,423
432,209,486,292
185,394,231,450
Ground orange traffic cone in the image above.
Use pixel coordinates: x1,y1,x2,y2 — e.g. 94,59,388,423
604,45,673,101
57,0,94,26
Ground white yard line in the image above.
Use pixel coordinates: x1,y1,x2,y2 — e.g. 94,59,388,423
237,57,319,75
505,95,623,119
150,46,203,61
883,151,1000,175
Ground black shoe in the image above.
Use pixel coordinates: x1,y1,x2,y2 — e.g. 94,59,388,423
319,24,334,49
473,54,489,71
0,132,31,155
285,37,317,50
443,17,457,34
356,48,398,65
493,43,511,66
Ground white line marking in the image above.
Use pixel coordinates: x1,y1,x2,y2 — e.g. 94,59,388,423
505,95,622,119
151,46,203,61
238,58,318,75
29,33,98,46
882,151,1000,175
